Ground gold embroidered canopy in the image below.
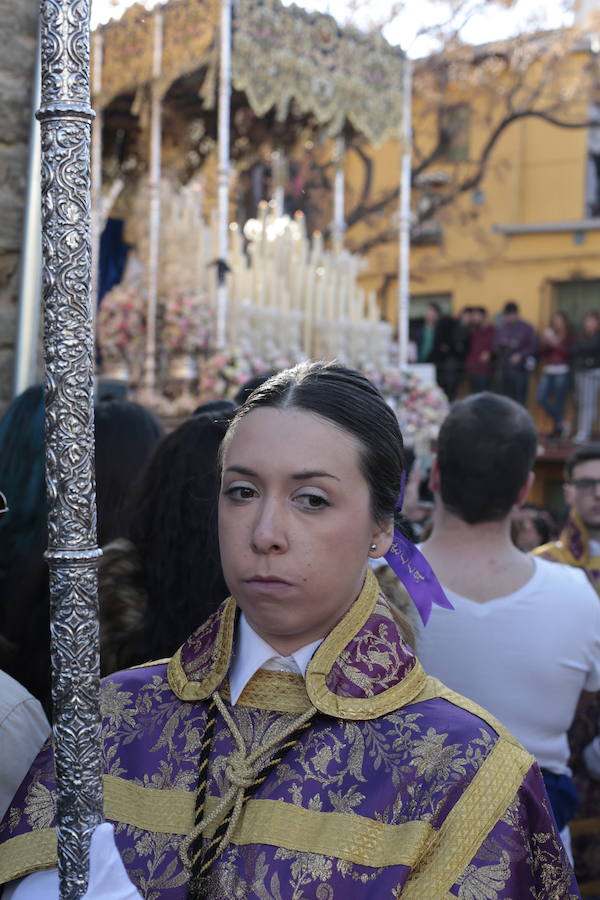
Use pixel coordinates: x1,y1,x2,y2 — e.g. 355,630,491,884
96,0,405,145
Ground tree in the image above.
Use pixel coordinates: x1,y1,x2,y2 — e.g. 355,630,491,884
323,0,600,256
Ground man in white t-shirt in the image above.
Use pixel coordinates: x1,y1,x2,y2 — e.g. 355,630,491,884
417,392,600,861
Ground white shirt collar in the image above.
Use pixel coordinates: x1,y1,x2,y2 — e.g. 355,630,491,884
229,612,323,705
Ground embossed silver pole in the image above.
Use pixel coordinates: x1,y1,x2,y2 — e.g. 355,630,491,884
37,1,103,898
216,0,232,349
397,56,412,369
140,8,164,400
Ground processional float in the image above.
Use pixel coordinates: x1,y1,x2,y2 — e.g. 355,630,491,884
87,0,411,407
36,1,412,897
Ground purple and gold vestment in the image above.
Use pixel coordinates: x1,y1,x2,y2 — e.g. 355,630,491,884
533,510,600,891
0,569,580,898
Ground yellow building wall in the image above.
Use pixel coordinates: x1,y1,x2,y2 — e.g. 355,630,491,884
349,45,600,331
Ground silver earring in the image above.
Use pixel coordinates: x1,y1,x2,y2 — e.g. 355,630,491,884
370,544,377,552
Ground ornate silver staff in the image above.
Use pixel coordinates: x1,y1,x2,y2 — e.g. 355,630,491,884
37,1,103,898
215,0,233,350
396,55,412,369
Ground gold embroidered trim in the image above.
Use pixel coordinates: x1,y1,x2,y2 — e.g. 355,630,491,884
0,829,57,883
3,776,430,873
106,776,432,869
104,774,195,834
401,738,533,898
306,568,427,719
231,798,431,868
221,671,312,713
167,597,237,701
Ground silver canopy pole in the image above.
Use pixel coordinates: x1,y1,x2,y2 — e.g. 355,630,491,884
140,7,164,399
14,22,42,396
216,0,232,349
397,56,412,368
331,137,346,255
37,1,103,898
90,27,104,324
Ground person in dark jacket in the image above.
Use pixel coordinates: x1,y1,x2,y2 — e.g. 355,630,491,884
493,301,537,405
573,311,600,442
417,303,469,401
466,307,495,393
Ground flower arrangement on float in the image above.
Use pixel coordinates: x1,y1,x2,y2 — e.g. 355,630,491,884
376,367,449,446
161,290,213,357
245,348,296,377
198,348,298,403
97,284,146,379
198,348,254,401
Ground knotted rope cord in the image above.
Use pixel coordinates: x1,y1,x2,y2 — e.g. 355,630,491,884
183,696,218,879
185,689,316,898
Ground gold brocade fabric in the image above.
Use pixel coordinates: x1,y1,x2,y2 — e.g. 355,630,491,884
159,0,219,99
95,3,155,107
232,0,405,145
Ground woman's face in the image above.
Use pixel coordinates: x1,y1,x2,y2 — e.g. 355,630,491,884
219,407,393,655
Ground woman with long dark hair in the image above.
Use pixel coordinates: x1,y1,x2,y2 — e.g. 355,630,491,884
0,396,164,709
99,410,232,674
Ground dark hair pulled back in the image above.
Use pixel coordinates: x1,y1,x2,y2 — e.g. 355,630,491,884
222,361,405,524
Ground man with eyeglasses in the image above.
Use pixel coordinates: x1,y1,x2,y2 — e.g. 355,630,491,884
533,445,600,594
533,445,600,891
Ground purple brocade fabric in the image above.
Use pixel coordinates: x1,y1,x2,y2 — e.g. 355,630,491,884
325,594,417,698
0,596,581,899
179,600,232,682
532,511,600,891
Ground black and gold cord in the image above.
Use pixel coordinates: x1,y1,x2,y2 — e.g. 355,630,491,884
186,697,218,878
186,690,317,899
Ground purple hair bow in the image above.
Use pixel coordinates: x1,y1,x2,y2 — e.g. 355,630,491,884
383,471,454,626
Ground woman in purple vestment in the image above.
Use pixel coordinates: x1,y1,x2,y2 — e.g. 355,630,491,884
0,362,580,898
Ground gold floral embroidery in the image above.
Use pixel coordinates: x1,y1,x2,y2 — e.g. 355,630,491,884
457,851,511,899
24,781,56,831
100,680,136,728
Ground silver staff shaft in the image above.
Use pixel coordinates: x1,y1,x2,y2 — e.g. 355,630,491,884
37,2,103,898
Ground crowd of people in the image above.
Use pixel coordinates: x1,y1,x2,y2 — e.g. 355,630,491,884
413,300,600,443
1,364,600,897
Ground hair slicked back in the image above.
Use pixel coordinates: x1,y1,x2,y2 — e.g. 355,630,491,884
222,361,405,525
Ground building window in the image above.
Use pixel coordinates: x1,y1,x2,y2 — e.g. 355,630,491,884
439,104,470,162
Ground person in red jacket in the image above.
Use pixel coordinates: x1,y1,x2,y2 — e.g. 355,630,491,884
465,306,495,393
536,311,574,439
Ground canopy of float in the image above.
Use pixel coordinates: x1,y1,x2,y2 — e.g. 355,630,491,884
94,0,406,145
